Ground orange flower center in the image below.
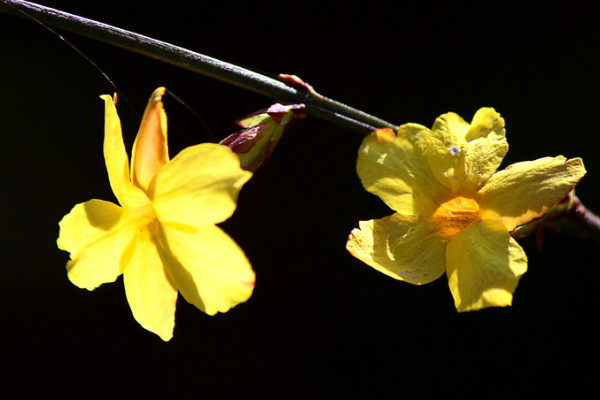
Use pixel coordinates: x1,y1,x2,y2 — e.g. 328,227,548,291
430,196,480,238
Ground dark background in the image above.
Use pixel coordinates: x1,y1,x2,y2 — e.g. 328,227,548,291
2,1,599,398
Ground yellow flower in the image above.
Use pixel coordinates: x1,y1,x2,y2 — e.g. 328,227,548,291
346,108,586,312
57,88,254,340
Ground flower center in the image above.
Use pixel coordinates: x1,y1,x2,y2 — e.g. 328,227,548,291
430,196,479,238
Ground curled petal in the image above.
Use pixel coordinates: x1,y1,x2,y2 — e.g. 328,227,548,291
124,228,178,341
346,213,446,285
477,156,586,231
149,143,252,228
446,220,528,312
158,224,255,316
58,199,136,290
357,127,449,216
131,87,169,192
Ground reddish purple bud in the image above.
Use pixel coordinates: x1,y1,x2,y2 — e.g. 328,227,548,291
266,103,306,124
219,103,306,172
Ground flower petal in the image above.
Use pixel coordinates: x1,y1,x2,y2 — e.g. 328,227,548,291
130,87,169,192
149,143,252,228
461,108,508,193
422,112,469,192
58,199,136,290
158,224,255,316
446,219,528,312
101,95,130,203
101,94,148,208
357,127,449,216
123,228,177,341
477,156,586,230
423,108,508,194
346,213,446,285
464,107,506,142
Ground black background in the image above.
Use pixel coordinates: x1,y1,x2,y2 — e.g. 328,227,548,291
2,1,600,398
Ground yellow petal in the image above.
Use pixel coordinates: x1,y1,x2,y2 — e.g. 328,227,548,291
158,224,255,316
131,87,169,192
464,107,506,142
460,135,508,195
101,94,131,204
58,199,121,253
477,156,586,231
423,108,507,194
57,199,137,290
422,112,469,192
101,94,148,208
446,219,528,312
461,108,508,194
357,127,449,216
123,227,177,341
346,213,447,285
149,143,252,228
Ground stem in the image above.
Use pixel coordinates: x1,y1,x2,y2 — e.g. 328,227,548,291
544,193,600,244
512,191,600,245
0,0,398,135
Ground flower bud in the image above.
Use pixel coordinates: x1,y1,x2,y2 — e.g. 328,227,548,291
219,103,306,172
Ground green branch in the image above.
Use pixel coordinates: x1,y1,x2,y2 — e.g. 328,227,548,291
0,0,398,135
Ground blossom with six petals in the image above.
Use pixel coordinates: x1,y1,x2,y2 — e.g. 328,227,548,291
347,108,586,312
57,88,254,340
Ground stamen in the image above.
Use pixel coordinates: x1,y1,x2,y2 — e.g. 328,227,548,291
430,196,479,238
